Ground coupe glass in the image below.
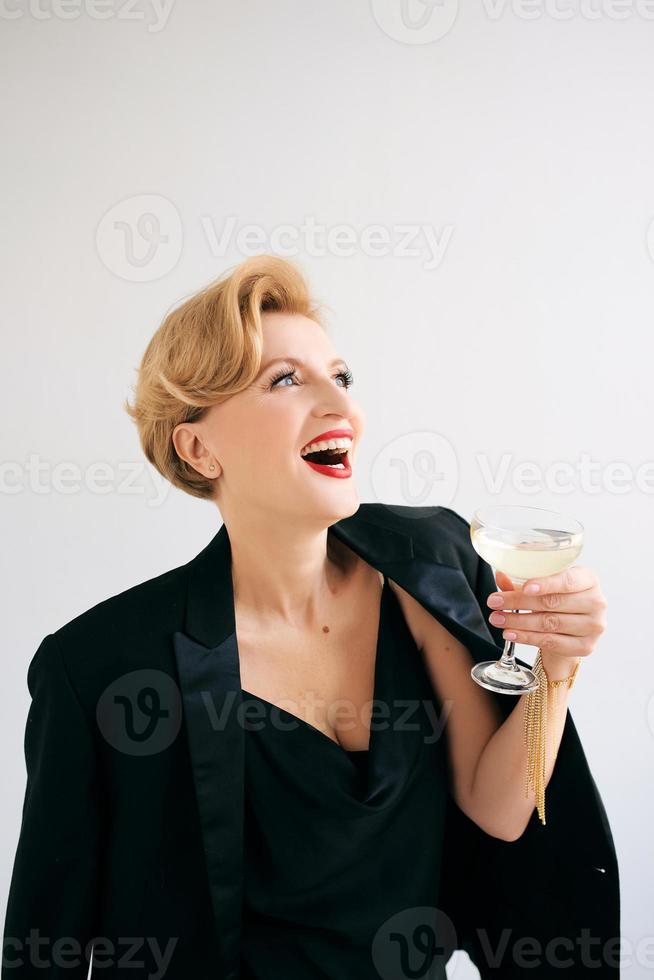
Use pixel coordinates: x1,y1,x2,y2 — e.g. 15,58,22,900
470,504,584,694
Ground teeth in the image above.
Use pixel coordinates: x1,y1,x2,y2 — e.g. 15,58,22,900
300,437,352,457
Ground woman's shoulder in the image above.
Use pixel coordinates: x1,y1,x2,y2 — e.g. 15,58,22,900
41,558,190,691
349,501,475,569
59,562,186,634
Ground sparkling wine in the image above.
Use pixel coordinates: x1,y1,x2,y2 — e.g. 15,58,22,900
471,525,584,583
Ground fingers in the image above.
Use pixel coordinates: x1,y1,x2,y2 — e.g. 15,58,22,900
487,589,605,615
495,626,597,657
521,565,596,596
488,609,601,639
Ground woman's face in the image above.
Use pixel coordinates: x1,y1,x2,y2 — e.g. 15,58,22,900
182,311,365,525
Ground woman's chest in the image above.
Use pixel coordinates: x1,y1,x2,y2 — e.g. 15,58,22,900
236,607,382,751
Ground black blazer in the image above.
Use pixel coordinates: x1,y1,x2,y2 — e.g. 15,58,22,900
2,503,620,979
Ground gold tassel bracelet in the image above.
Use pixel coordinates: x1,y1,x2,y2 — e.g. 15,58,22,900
522,650,582,825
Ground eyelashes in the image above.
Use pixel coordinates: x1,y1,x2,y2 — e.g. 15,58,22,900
334,369,355,389
268,366,355,390
267,365,298,389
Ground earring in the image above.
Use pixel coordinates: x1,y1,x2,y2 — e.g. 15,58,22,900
209,464,215,471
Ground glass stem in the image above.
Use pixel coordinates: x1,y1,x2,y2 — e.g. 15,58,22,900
499,607,520,671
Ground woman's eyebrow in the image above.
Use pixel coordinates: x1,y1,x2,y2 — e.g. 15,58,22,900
257,356,349,377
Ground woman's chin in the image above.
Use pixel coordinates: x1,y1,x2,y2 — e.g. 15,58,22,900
295,480,360,519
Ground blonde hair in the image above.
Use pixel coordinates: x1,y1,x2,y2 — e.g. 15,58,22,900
124,254,326,500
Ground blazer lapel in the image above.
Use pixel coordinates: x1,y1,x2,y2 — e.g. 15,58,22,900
171,508,507,979
172,524,243,980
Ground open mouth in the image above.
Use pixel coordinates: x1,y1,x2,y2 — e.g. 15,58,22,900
301,447,350,470
300,440,352,477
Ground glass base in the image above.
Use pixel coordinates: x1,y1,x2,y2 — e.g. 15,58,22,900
471,660,540,694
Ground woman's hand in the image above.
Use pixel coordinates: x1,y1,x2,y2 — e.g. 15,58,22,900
486,566,608,665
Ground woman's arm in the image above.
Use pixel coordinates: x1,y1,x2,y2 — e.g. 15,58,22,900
2,632,105,979
472,564,606,837
388,565,605,842
389,579,519,840
464,649,575,840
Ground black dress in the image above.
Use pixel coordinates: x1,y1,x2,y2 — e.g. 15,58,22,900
238,574,452,979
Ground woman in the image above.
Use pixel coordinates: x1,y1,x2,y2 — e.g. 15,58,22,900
3,256,619,979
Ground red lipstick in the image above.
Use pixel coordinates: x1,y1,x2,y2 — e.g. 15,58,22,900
303,455,352,479
300,428,354,480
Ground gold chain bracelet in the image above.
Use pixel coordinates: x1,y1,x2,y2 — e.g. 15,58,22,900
523,650,581,825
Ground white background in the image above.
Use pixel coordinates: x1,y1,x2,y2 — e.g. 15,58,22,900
2,1,653,976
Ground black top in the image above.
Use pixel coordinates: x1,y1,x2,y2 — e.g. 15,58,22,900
238,574,451,979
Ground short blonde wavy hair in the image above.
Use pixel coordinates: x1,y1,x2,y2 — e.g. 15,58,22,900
124,254,326,501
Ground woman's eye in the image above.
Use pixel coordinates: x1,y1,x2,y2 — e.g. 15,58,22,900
269,368,354,390
269,371,297,389
336,370,354,389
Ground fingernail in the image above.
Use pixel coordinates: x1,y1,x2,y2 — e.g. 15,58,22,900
487,595,504,608
504,631,517,640
524,583,540,594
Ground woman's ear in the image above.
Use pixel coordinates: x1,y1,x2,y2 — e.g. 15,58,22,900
172,422,221,479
